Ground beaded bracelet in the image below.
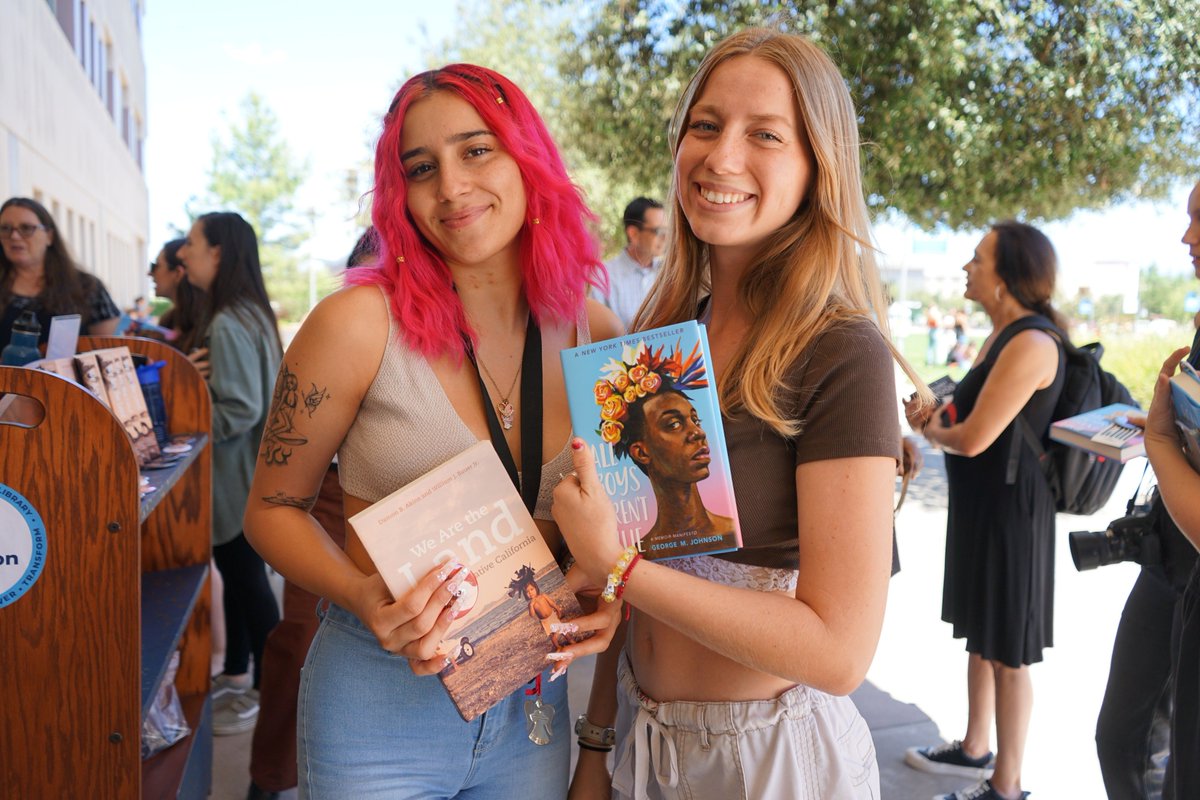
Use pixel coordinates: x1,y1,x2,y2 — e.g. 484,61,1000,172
613,553,642,601
601,544,640,602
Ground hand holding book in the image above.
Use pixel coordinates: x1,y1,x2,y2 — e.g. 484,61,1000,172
552,438,630,589
345,562,463,676
1144,347,1195,448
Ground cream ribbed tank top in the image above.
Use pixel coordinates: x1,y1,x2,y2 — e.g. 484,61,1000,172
338,294,590,521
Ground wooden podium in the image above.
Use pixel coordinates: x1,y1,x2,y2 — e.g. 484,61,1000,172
0,335,213,798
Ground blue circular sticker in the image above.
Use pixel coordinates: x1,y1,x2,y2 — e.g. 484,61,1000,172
0,483,47,608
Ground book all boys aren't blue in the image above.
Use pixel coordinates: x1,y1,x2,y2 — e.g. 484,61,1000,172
561,322,742,561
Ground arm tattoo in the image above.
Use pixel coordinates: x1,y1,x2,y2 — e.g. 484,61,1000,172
260,364,309,466
304,383,330,417
262,490,319,511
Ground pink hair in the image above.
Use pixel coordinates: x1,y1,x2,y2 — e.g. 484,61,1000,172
346,64,605,357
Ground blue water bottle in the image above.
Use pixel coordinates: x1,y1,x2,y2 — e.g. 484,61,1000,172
136,360,170,446
1,310,43,366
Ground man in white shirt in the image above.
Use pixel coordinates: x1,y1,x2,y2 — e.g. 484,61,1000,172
596,197,666,329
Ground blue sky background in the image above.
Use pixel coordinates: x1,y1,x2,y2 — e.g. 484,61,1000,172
142,2,1197,294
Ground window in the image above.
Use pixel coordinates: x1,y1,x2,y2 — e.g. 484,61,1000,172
105,43,115,117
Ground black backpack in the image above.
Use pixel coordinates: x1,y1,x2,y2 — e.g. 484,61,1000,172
991,315,1138,516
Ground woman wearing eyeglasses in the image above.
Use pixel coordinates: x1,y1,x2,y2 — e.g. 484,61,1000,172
0,197,121,351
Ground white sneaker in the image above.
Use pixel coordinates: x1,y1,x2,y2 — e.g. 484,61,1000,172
213,688,259,736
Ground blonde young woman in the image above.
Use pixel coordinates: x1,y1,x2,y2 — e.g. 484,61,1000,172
553,28,926,800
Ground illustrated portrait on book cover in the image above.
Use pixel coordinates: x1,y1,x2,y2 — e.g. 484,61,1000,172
595,340,735,556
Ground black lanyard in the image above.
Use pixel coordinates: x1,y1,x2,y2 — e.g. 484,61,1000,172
463,316,542,514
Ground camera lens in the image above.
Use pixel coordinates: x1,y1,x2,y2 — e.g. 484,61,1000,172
1069,530,1111,571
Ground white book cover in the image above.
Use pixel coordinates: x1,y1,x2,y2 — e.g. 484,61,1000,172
349,441,584,721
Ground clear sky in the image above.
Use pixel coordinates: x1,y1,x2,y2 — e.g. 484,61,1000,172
143,0,457,264
142,2,1197,294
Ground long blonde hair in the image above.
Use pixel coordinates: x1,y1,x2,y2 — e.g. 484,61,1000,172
635,28,928,435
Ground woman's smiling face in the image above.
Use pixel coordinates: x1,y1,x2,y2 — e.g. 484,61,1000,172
675,55,814,260
399,91,527,272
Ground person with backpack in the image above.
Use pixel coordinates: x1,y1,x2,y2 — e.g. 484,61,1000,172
903,221,1066,800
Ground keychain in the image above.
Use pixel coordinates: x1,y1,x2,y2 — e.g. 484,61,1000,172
524,673,555,745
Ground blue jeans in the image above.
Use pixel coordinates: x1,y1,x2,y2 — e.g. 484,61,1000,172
298,602,570,799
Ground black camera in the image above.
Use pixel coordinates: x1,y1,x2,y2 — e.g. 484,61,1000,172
1069,511,1161,571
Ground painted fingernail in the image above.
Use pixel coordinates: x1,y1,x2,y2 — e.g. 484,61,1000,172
437,561,464,582
451,594,469,613
447,580,461,596
571,438,584,450
545,652,572,661
549,622,578,634
550,661,571,681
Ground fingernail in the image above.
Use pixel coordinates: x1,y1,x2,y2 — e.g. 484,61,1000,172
447,580,461,596
443,656,452,667
571,438,584,450
437,561,463,582
451,595,469,613
545,652,572,661
550,662,571,681
549,622,578,634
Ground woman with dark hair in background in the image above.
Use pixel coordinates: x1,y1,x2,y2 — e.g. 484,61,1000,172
178,211,283,737
0,196,120,350
905,222,1066,800
242,65,622,798
149,237,206,355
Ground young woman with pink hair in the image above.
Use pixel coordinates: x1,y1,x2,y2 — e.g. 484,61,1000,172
243,65,623,798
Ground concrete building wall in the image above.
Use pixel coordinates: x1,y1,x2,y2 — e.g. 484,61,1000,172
1,0,148,308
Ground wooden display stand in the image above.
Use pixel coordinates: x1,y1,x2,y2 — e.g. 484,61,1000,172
0,335,213,798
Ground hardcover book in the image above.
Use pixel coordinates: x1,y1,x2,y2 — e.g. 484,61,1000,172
92,347,161,467
1171,361,1200,473
1049,402,1145,462
348,441,585,722
560,322,742,561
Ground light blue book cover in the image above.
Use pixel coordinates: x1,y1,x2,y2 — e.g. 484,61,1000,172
561,322,742,561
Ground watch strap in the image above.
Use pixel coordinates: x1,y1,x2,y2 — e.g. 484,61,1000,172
574,714,616,747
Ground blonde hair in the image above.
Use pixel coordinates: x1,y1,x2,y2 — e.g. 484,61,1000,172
635,28,928,435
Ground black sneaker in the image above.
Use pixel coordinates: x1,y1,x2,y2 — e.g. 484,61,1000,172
933,779,1029,800
905,740,995,779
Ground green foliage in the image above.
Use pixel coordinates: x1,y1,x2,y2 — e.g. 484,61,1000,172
1140,265,1197,322
198,93,314,321
1099,330,1187,409
427,0,657,255
559,0,1199,230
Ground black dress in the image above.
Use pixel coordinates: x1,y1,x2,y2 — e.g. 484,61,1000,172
942,315,1065,668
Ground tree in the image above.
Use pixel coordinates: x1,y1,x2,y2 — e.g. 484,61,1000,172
1140,264,1196,322
427,0,650,254
559,0,1200,230
197,93,326,320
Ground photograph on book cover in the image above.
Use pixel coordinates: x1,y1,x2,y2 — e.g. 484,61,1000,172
349,442,584,721
562,322,742,561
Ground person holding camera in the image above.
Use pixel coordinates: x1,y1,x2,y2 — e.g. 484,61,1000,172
904,222,1065,800
1094,180,1200,800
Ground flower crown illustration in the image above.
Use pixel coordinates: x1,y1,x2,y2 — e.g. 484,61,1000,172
593,339,708,459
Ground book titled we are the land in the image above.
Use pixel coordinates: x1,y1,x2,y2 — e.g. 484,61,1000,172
561,322,742,561
348,441,584,722
1050,402,1145,462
